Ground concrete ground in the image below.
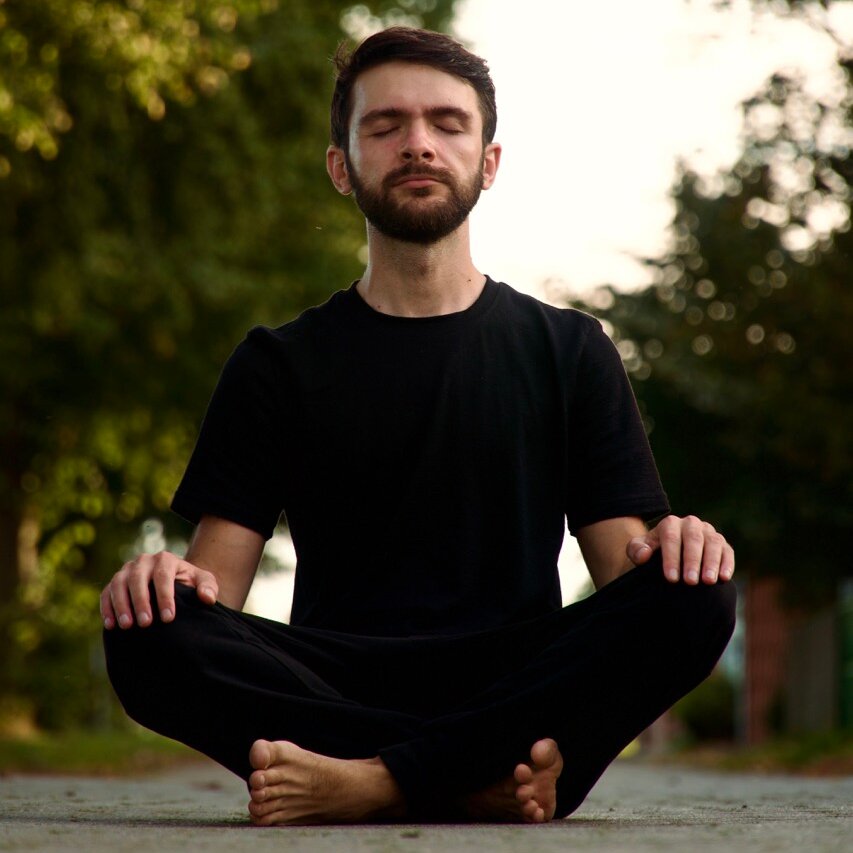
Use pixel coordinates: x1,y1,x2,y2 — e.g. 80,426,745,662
1,758,851,852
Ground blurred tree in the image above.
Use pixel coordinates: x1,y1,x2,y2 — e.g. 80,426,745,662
0,0,454,728
573,53,852,602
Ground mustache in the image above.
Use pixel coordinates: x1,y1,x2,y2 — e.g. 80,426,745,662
383,163,454,189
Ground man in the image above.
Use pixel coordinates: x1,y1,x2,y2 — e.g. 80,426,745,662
102,27,735,826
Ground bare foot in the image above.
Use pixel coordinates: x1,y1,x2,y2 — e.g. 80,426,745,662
247,740,406,826
463,738,563,823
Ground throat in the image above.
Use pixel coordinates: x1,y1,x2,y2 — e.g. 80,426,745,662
356,273,485,318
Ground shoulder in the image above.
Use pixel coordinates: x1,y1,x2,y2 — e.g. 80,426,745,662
489,278,604,345
235,287,354,361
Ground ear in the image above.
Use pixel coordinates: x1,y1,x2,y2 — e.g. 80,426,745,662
326,145,352,195
481,142,502,191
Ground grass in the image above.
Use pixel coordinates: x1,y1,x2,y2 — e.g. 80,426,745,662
658,730,853,776
0,728,200,776
3,727,852,778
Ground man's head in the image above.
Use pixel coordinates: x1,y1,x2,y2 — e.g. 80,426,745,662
327,28,500,245
330,27,497,155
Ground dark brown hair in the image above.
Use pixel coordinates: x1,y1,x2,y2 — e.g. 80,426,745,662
330,27,497,152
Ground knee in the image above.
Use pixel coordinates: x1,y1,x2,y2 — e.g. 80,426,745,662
102,584,208,720
670,579,737,676
683,577,736,635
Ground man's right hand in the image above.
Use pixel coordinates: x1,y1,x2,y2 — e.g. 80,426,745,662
100,551,219,630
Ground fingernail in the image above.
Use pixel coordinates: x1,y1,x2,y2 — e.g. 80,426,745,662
138,612,151,627
118,614,131,629
687,570,699,582
104,617,114,630
200,586,214,600
160,608,173,621
667,569,679,582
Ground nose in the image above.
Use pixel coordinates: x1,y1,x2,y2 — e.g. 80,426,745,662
400,121,435,162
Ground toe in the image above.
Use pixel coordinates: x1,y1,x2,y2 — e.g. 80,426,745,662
521,798,541,820
248,796,282,819
530,738,558,768
514,762,533,785
249,739,273,771
515,783,534,803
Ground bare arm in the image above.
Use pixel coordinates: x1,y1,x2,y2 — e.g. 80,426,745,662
577,514,735,591
185,515,265,610
101,515,265,629
576,516,648,590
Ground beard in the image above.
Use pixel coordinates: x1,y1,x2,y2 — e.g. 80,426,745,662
346,156,484,245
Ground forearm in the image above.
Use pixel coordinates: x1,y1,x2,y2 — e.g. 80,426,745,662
185,515,264,610
576,516,649,590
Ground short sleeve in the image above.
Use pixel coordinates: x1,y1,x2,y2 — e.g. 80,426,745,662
171,330,285,539
565,321,669,534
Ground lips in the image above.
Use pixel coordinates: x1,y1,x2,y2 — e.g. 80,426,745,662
395,175,442,188
386,166,451,190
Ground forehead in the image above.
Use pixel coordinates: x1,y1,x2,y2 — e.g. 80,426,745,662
351,61,481,124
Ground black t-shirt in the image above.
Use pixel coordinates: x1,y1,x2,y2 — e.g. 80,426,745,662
172,278,669,636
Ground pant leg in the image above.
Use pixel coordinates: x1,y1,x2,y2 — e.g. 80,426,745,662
103,583,422,780
379,556,737,817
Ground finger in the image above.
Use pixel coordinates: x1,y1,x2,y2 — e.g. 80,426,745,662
191,567,219,605
680,516,706,585
127,554,155,628
151,554,178,623
700,531,725,584
719,542,735,581
658,517,682,582
626,535,655,565
109,567,136,630
100,586,116,630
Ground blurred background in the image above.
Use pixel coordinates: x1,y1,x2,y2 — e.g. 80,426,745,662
1,0,850,771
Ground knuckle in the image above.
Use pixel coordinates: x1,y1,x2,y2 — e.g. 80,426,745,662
152,563,174,581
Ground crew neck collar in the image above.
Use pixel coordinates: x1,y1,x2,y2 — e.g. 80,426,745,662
346,277,499,325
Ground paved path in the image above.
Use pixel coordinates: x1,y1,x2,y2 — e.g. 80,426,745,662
1,759,851,852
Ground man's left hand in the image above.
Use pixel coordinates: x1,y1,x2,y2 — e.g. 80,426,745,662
626,515,735,585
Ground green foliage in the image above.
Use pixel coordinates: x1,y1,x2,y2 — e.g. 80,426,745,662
574,62,853,601
0,728,197,774
672,670,736,742
0,0,276,166
1,0,455,728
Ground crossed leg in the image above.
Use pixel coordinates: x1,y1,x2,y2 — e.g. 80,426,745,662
106,564,734,825
246,737,563,825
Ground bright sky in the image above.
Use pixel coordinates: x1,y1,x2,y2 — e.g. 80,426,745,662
245,0,851,619
456,0,849,299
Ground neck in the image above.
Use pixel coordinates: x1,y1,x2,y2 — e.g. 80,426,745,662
356,222,485,317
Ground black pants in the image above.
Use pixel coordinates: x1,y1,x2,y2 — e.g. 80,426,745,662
103,556,735,818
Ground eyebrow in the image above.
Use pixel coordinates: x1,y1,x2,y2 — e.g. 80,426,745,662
359,106,474,127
